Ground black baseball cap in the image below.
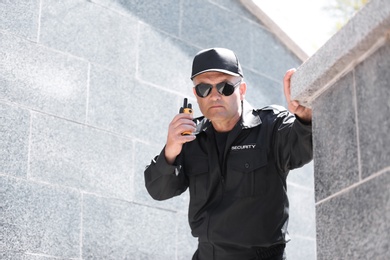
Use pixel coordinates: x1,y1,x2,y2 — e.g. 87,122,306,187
191,48,243,80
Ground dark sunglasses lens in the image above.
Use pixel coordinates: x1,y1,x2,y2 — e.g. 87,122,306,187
196,84,212,97
217,82,235,96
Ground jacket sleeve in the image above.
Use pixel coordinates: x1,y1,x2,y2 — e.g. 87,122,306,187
273,109,313,174
144,147,188,201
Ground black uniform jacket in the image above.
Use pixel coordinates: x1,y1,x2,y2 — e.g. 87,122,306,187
144,100,313,251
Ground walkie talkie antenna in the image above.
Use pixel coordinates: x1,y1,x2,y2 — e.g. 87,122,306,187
180,98,193,136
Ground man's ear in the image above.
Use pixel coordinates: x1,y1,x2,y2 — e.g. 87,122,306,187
239,82,247,100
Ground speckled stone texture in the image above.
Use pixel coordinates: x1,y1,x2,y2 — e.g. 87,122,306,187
312,72,359,201
291,0,390,259
1,0,316,258
291,0,390,108
312,38,390,259
316,172,389,259
355,42,390,179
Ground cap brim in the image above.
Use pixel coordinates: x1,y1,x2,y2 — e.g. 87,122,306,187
191,69,241,80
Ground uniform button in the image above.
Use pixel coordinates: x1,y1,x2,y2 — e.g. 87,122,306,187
244,163,250,169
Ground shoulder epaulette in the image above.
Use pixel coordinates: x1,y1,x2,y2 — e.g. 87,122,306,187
259,104,287,114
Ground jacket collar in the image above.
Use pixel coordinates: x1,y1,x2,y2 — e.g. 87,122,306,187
241,100,262,129
194,100,262,134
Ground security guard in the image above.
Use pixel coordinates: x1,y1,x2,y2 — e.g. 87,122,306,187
144,48,313,260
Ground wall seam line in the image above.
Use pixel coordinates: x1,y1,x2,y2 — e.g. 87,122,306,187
85,63,91,124
135,21,141,80
36,0,43,43
80,193,84,259
0,29,90,63
302,34,389,107
0,172,80,193
178,0,183,38
26,111,33,179
130,140,136,201
286,181,313,192
315,167,390,206
290,234,316,241
0,103,141,142
352,69,363,181
25,252,64,259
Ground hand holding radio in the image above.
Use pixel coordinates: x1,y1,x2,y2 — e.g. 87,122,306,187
164,98,196,164
179,98,193,135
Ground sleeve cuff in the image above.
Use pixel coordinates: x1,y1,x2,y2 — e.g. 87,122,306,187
154,147,180,176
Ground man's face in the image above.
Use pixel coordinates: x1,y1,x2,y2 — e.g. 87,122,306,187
192,71,246,127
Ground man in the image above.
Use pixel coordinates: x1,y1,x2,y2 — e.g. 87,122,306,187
144,48,313,260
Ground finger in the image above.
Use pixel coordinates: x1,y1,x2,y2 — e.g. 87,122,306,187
170,114,195,131
181,134,196,143
283,68,296,104
168,116,196,142
168,130,196,147
292,103,305,114
294,107,313,123
171,113,194,124
180,124,197,136
290,100,300,110
172,119,196,134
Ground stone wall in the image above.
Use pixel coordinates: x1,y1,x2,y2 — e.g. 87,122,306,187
1,0,315,259
291,0,390,258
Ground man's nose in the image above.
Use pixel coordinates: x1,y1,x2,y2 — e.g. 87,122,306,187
208,86,221,100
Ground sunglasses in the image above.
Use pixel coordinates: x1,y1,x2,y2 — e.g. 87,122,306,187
194,80,242,98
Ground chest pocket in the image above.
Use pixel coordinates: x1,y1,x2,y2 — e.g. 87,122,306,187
226,148,268,198
185,156,209,200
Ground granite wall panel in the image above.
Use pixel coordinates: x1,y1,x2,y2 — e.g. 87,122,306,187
39,0,138,72
29,112,133,201
0,0,39,40
312,72,359,201
355,42,390,178
0,103,30,177
263,0,390,259
91,0,181,36
243,69,286,109
176,211,198,260
133,141,190,212
209,0,262,24
316,172,389,259
1,176,81,258
285,236,316,260
137,23,196,97
1,0,314,259
287,184,316,239
87,64,179,144
249,24,302,82
180,0,253,67
0,32,88,122
287,161,314,189
82,194,177,259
